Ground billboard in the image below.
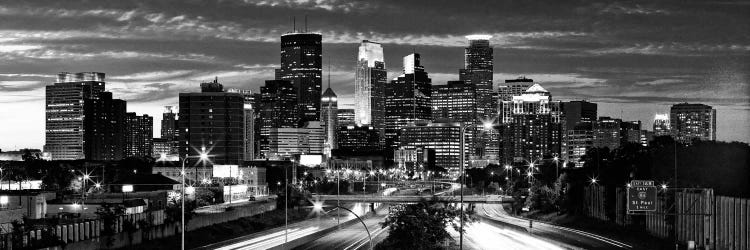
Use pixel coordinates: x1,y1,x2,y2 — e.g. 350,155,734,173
213,165,240,178
299,155,322,167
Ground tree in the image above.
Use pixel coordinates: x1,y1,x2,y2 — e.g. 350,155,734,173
95,203,125,248
376,198,474,250
166,194,196,222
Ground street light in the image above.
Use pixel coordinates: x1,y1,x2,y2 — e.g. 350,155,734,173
180,149,209,250
553,156,560,180
313,202,373,250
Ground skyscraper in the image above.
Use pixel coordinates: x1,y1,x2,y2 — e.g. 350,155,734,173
593,116,622,150
431,81,478,155
653,113,671,137
179,79,245,165
83,91,126,161
561,101,598,130
400,120,463,177
321,85,338,157
498,84,563,163
336,125,381,155
227,88,256,161
670,103,716,143
259,80,298,158
277,32,323,124
161,106,177,141
497,77,533,101
45,72,106,160
337,109,356,127
384,53,432,149
161,106,178,155
267,121,324,159
125,113,153,157
460,35,493,118
354,40,387,127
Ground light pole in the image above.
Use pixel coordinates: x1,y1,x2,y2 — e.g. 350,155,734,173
313,203,373,250
553,156,559,180
459,123,466,250
180,151,208,250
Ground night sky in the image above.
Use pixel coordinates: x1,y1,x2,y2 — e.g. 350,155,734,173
0,0,748,150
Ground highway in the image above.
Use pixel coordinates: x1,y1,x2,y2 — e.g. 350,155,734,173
477,203,634,250
293,211,389,250
451,220,568,250
195,203,375,250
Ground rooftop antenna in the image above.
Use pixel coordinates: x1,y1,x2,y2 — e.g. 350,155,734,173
305,15,308,32
293,16,296,33
327,59,331,89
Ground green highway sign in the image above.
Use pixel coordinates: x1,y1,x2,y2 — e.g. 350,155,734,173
627,180,657,212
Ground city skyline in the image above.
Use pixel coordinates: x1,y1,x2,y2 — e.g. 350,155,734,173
1,0,749,150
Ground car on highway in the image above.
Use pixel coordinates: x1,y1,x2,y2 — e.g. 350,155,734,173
248,196,256,201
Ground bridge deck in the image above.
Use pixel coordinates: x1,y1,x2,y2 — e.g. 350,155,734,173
313,195,511,204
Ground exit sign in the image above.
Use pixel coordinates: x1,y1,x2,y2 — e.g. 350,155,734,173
627,180,657,212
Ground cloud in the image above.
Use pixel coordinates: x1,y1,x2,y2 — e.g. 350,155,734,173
634,79,684,86
0,80,45,92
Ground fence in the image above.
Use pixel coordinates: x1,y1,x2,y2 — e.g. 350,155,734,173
583,186,749,250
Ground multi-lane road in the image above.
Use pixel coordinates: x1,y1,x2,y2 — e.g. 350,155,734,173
477,203,635,250
195,203,375,250
293,211,389,250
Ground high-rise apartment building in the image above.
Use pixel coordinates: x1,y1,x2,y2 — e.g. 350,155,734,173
277,32,323,124
459,35,494,119
178,79,245,165
321,86,338,157
670,103,716,143
354,40,387,128
45,72,106,160
498,84,563,163
125,113,153,157
83,91,126,161
384,53,432,149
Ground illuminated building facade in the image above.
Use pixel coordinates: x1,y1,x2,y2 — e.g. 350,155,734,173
400,120,463,177
178,79,245,165
459,35,494,119
670,103,716,143
653,113,671,137
384,53,432,149
354,40,387,127
45,72,106,160
277,32,323,124
498,83,563,163
321,87,338,157
125,113,153,157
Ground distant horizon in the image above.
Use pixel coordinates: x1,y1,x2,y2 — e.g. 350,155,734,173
1,0,748,150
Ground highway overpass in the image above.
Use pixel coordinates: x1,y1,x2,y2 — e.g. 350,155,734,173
313,195,512,204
